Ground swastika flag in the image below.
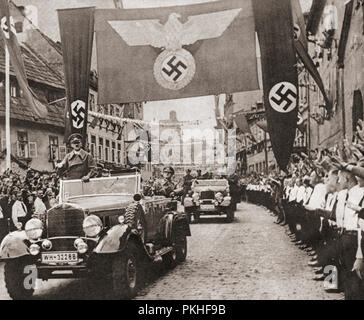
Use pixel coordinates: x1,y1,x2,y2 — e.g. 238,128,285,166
253,0,298,170
95,0,259,104
58,7,95,144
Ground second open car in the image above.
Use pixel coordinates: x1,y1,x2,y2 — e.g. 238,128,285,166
183,179,235,223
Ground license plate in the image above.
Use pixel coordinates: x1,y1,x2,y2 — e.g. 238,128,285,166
41,252,78,264
200,204,216,211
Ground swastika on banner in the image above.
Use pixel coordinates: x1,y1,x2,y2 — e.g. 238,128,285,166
154,48,196,91
269,82,297,113
71,100,86,129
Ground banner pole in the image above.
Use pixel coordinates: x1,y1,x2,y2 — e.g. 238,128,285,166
307,74,311,160
5,44,11,170
264,131,268,174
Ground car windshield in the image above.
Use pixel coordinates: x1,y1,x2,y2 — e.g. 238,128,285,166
194,180,228,186
59,174,141,202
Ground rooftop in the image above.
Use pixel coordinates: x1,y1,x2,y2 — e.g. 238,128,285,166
0,38,64,90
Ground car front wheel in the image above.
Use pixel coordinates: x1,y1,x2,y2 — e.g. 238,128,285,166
4,258,35,300
175,235,187,263
226,207,235,223
111,242,141,299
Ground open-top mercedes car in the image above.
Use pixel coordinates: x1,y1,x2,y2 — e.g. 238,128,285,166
0,173,190,299
183,179,234,223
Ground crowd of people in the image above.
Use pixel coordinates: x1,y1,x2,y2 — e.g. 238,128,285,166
0,168,60,241
242,120,364,300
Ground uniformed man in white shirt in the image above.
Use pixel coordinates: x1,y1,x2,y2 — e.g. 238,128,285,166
33,190,47,222
338,169,364,299
12,192,27,230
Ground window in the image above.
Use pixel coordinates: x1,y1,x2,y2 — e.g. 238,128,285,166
98,137,104,160
49,136,59,161
117,143,121,164
90,135,96,158
105,139,110,162
17,131,28,158
11,83,20,98
46,90,59,103
111,141,116,163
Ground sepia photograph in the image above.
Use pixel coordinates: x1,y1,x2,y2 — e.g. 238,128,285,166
0,0,362,306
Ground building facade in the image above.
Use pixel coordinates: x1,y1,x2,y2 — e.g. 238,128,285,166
299,0,364,150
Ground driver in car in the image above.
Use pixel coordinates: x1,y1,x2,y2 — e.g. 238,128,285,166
56,133,97,182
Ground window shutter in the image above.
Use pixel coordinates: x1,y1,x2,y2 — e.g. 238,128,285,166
29,142,37,158
59,146,67,160
98,145,103,161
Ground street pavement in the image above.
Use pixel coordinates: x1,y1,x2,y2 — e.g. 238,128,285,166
0,202,344,300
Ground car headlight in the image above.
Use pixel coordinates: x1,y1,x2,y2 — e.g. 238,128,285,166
215,192,224,202
74,238,88,254
41,239,52,251
25,218,43,240
83,215,103,237
29,243,40,256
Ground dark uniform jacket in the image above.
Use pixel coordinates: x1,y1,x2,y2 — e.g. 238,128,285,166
152,178,177,197
59,149,96,180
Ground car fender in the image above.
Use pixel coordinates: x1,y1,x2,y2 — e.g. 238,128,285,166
0,231,30,260
94,224,150,258
172,212,191,237
94,224,131,254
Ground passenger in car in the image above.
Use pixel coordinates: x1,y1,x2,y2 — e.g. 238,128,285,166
56,134,97,182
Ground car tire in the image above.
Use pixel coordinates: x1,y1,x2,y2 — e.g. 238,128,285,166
184,207,193,224
162,249,177,269
111,241,142,299
226,207,235,223
175,235,187,263
4,258,35,300
193,213,200,224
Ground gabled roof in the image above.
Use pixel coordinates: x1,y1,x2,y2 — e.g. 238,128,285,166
0,96,65,128
0,38,64,89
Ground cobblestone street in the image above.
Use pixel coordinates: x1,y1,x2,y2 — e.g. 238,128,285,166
0,202,344,300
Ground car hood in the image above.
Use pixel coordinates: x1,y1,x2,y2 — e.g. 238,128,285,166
65,194,134,212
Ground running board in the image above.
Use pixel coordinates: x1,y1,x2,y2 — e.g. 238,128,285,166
153,246,173,262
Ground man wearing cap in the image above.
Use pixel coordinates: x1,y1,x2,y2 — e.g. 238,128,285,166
182,169,193,203
56,133,96,182
152,166,182,197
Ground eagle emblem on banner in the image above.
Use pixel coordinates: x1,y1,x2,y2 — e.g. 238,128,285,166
108,8,241,90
